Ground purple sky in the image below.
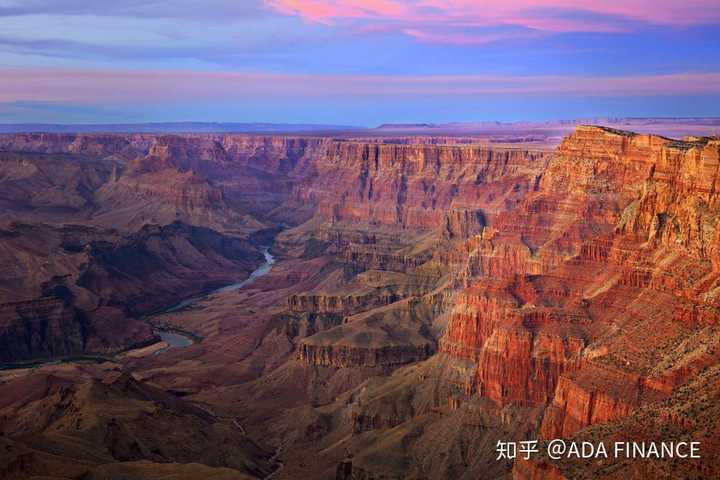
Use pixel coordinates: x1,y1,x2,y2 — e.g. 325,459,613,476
1,0,719,125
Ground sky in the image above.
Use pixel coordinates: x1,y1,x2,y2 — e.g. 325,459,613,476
1,0,719,126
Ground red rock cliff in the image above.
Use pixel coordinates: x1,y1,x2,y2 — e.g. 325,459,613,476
442,126,720,432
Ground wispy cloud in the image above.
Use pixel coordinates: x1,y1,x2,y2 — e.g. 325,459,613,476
0,34,285,65
400,28,542,45
0,0,268,19
2,68,718,104
266,0,720,44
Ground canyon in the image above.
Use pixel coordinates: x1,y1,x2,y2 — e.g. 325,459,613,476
0,125,719,479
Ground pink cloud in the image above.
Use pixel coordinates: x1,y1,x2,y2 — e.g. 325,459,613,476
401,28,542,45
1,68,719,103
265,0,720,41
266,0,410,23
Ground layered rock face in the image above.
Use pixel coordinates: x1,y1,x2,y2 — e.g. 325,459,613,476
0,133,547,229
0,298,87,363
0,132,549,365
77,222,263,315
432,127,720,478
286,145,548,369
542,126,720,260
297,141,547,228
0,220,262,361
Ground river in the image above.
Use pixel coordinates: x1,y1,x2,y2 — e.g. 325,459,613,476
0,248,276,370
152,247,276,350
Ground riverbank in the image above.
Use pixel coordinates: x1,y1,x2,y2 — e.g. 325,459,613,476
147,247,276,349
0,246,277,370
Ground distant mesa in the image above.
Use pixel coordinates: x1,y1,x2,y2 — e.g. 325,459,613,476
1,118,718,141
0,122,364,134
375,123,439,129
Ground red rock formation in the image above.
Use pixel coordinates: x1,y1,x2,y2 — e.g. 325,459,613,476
539,362,644,438
512,458,567,480
288,292,402,315
442,126,720,437
304,142,548,228
295,295,439,368
297,342,433,368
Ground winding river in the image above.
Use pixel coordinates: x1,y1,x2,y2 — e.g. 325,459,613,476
152,247,276,350
0,247,276,370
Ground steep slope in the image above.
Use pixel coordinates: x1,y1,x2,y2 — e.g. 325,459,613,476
434,127,720,479
0,371,275,480
0,221,262,362
230,127,720,479
0,134,549,365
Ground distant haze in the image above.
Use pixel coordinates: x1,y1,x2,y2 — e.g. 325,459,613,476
1,118,718,142
0,122,362,134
